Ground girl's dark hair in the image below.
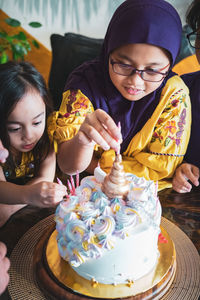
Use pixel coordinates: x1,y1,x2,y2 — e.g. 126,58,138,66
186,0,200,31
0,61,53,176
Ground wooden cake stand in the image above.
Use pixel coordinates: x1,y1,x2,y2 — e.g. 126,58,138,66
33,223,176,299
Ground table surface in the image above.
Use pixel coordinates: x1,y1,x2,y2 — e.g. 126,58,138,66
0,186,199,300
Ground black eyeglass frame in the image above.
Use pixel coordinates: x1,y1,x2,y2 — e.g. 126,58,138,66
187,31,200,49
110,59,169,82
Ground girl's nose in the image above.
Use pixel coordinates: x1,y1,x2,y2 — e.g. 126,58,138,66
22,127,33,141
127,71,144,85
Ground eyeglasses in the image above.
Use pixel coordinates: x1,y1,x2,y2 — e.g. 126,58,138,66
110,59,170,82
187,31,200,49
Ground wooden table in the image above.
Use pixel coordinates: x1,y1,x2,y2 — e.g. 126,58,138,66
0,186,199,300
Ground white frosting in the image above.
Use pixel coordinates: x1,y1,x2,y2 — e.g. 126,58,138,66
55,170,161,285
73,225,158,284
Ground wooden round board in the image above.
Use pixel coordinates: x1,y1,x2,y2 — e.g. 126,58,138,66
33,224,176,300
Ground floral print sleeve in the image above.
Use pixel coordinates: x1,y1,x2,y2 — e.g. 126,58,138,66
150,87,188,155
48,89,94,152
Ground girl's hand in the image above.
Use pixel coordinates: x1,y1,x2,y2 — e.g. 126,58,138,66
25,182,67,207
172,163,199,193
0,242,10,295
76,109,122,152
0,141,8,163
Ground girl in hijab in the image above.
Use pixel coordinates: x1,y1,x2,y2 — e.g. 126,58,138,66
48,0,191,190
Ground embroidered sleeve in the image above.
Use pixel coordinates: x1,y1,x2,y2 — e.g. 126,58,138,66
149,88,188,156
47,89,94,152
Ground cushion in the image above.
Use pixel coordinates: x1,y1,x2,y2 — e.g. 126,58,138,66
48,33,103,110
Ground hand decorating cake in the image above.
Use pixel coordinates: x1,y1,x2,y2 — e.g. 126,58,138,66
55,153,162,286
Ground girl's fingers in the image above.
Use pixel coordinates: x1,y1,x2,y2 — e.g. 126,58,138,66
173,181,191,193
0,242,7,259
83,110,121,150
0,149,9,163
95,109,122,141
190,166,199,186
81,123,111,150
172,174,192,193
192,165,200,177
180,165,199,187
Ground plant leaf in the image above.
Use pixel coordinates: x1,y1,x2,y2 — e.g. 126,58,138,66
0,52,9,64
4,35,13,43
28,22,42,28
32,40,40,48
13,51,23,61
0,32,7,38
5,18,21,27
12,43,27,56
22,40,31,51
14,31,27,41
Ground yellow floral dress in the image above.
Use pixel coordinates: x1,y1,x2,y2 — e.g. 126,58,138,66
2,152,34,184
48,76,191,190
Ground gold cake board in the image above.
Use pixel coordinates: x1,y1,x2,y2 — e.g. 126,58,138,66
33,225,176,299
8,216,200,300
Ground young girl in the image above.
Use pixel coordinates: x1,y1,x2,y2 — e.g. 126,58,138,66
0,61,66,227
48,0,191,191
173,0,200,193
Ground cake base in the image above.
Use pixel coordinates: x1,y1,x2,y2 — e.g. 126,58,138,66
33,224,176,299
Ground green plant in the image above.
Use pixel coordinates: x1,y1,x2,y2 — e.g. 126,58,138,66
0,17,42,63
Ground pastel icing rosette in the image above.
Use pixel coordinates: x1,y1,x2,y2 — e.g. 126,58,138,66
110,198,124,214
92,216,116,249
102,205,113,216
56,220,65,234
57,236,68,260
94,194,109,211
82,231,102,259
80,187,93,202
115,207,141,239
80,176,99,190
78,201,100,220
56,196,78,219
127,181,151,202
90,190,107,202
64,219,88,243
66,241,87,267
63,211,78,224
83,217,96,228
56,213,78,235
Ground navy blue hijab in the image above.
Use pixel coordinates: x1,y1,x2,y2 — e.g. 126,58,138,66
65,0,182,152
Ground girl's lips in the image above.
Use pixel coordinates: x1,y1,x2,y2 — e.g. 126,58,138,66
23,143,34,150
125,87,144,95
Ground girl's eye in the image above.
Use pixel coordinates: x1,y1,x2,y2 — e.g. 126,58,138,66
145,69,158,75
33,120,42,126
7,127,20,132
119,63,132,70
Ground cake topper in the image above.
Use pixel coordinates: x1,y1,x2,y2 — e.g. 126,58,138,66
101,153,129,199
101,122,129,199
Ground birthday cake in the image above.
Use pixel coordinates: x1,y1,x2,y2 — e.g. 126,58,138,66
55,154,162,286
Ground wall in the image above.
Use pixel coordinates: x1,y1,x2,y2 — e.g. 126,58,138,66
0,0,193,51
